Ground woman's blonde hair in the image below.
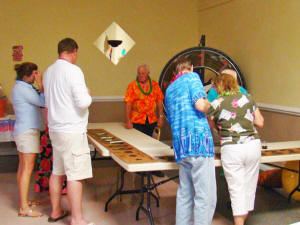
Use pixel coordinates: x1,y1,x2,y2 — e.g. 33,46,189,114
214,73,239,95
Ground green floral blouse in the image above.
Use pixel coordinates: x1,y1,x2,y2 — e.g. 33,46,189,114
207,92,260,146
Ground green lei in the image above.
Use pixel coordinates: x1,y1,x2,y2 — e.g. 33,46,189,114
136,76,152,95
218,91,238,97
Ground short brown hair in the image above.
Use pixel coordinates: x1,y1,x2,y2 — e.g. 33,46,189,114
58,38,78,55
174,56,193,74
214,73,239,95
14,62,38,80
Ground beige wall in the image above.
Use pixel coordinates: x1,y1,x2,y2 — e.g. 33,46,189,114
259,111,300,142
198,0,300,108
89,101,300,142
0,0,199,99
2,1,299,142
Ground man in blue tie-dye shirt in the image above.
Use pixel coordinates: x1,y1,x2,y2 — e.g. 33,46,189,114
165,57,216,225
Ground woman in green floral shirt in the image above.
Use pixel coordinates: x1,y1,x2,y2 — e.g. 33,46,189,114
207,73,264,225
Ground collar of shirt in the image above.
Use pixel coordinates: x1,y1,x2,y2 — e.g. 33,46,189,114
16,80,40,94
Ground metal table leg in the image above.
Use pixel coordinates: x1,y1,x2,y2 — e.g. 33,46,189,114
105,167,126,211
136,172,155,225
105,168,178,225
264,161,300,202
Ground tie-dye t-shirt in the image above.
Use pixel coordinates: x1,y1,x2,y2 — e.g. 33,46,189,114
207,92,260,146
165,72,214,163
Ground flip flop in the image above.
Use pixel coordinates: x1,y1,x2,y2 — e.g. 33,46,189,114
18,208,43,217
48,211,69,223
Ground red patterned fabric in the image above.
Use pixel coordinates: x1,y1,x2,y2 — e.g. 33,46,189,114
124,79,164,124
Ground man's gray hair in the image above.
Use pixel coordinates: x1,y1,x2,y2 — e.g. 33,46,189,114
221,69,237,80
137,64,150,73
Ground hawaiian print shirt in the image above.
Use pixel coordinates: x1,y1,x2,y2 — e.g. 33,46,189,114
165,72,214,163
124,78,164,124
207,92,260,146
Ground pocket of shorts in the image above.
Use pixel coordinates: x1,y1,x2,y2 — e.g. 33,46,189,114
72,149,91,169
70,133,91,166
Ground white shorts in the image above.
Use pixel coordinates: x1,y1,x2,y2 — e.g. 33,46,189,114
14,129,40,154
221,139,261,216
49,132,93,181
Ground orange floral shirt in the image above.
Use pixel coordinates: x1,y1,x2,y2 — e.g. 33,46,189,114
124,79,164,124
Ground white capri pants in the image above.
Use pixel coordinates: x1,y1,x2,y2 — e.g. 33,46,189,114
221,139,261,216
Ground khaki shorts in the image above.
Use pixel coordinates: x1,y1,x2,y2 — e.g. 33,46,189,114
49,132,93,181
14,129,40,154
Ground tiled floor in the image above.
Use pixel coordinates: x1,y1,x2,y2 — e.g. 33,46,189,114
1,157,300,225
0,165,232,225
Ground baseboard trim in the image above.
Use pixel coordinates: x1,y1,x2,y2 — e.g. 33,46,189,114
91,97,300,117
258,103,300,117
92,96,124,102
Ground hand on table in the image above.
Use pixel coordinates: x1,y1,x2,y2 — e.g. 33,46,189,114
125,120,133,129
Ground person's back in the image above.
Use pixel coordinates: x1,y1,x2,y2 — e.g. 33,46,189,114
12,81,44,135
165,58,216,225
44,59,91,133
207,73,264,225
165,72,213,161
43,38,94,225
210,92,259,146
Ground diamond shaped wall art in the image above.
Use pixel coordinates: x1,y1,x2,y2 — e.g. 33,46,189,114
94,22,135,65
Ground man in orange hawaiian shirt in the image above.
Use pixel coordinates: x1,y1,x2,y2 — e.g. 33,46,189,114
125,64,164,137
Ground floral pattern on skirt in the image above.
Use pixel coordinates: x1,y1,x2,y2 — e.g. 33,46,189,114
34,128,67,192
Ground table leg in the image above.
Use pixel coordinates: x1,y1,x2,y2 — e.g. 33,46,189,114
105,167,126,211
264,162,300,202
136,172,145,221
136,172,155,225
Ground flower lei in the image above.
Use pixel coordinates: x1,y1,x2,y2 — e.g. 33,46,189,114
170,72,189,83
218,91,238,97
136,76,152,95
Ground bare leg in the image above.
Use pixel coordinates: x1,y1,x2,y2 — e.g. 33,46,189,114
16,152,23,196
17,152,42,216
234,214,248,225
49,174,64,218
68,180,89,225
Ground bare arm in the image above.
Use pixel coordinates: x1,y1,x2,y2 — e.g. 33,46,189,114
195,98,210,113
207,117,217,130
125,102,133,129
156,100,164,128
254,108,264,128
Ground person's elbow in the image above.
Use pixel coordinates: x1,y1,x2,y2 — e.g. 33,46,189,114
195,98,210,113
254,109,264,128
254,117,264,129
75,95,92,109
